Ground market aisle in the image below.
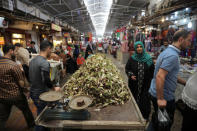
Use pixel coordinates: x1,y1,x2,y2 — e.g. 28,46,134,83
5,53,182,131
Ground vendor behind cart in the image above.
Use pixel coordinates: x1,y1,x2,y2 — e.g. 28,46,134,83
29,40,60,131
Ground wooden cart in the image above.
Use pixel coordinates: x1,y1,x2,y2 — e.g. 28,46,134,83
35,91,146,130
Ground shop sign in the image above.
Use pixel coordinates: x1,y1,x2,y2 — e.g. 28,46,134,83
51,23,62,32
12,33,23,38
64,33,70,37
0,37,5,45
116,27,126,33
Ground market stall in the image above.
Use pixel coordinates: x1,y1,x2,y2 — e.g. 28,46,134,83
35,97,145,130
49,59,63,86
29,55,63,85
176,61,197,101
35,54,146,130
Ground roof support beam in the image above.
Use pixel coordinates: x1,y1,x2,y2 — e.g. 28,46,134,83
46,3,60,13
35,0,55,6
54,6,86,17
112,3,144,10
62,0,72,10
128,0,134,5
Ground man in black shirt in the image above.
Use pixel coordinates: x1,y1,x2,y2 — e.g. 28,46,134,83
27,41,37,54
29,40,60,131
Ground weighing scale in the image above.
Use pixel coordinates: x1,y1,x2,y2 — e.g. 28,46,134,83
39,91,93,121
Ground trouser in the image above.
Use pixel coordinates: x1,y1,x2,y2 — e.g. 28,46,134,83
147,96,175,131
22,64,29,81
30,93,48,131
0,94,35,130
104,49,108,54
112,50,117,58
181,103,197,131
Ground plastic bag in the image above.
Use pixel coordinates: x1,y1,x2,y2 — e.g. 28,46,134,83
152,108,172,131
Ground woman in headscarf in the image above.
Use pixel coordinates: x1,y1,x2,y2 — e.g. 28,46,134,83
125,41,154,120
85,42,93,59
73,44,80,60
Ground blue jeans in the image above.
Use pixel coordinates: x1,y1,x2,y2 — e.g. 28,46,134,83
30,93,48,131
147,96,175,131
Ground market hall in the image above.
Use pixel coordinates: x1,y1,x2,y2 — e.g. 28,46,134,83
0,0,197,131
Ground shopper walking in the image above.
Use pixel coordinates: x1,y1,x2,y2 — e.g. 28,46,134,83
29,40,60,131
181,71,197,131
111,42,117,58
147,29,192,131
66,54,78,74
27,41,37,54
125,41,154,120
0,44,35,130
15,43,30,65
85,42,93,59
159,40,169,53
15,43,30,80
103,42,109,54
73,44,80,60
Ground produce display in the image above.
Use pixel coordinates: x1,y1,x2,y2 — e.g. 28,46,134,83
63,54,131,108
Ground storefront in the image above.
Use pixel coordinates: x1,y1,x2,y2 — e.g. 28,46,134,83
3,28,31,47
51,23,63,47
12,33,25,45
63,32,71,44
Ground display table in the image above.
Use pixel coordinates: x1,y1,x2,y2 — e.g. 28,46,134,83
175,64,195,101
35,93,145,130
35,54,146,130
48,60,63,86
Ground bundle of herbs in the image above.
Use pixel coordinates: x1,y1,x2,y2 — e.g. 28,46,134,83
63,54,130,108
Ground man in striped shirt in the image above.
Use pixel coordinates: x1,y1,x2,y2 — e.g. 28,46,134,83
0,44,35,130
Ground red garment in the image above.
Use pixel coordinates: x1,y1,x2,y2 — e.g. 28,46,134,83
98,43,102,47
188,49,191,56
77,57,85,65
67,46,72,55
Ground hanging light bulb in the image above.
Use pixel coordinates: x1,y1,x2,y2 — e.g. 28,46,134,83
166,17,169,20
175,11,178,16
141,10,145,16
186,8,189,11
188,22,192,28
161,17,165,22
175,21,178,24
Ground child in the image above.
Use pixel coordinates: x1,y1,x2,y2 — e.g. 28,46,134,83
87,50,93,58
77,53,85,67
